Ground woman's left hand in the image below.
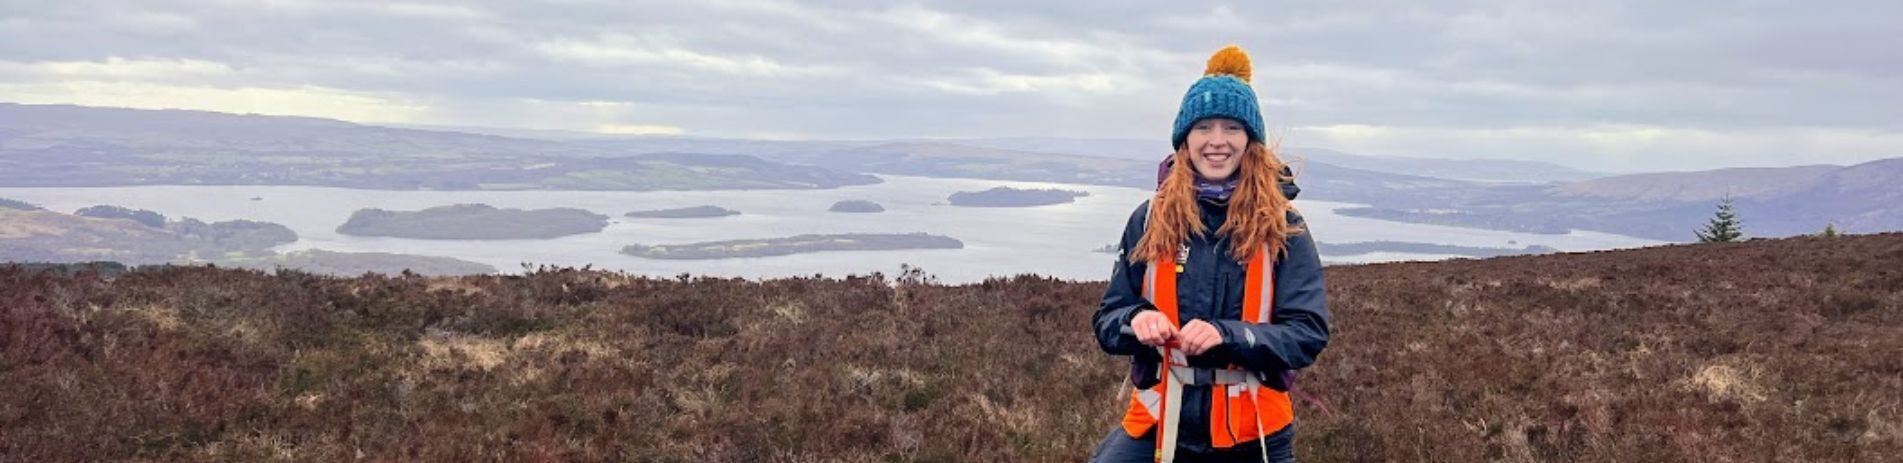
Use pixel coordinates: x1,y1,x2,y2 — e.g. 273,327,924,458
1177,319,1223,356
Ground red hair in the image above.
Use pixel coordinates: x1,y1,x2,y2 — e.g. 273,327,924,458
1133,141,1301,263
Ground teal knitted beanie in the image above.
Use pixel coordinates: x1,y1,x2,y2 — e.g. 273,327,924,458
1171,45,1265,149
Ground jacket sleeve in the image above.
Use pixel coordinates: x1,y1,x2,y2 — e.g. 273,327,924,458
1214,210,1331,371
1093,201,1159,358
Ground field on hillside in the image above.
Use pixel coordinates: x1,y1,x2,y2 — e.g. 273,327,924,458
2,234,1900,462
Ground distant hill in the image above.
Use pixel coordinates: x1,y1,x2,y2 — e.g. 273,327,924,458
1286,147,1606,183
925,137,1606,183
0,102,571,155
6,103,1896,241
1646,159,1903,238
1326,158,1903,241
1551,165,1845,202
4,232,1897,461
930,136,1160,160
0,103,879,191
1550,159,1903,231
758,142,1155,188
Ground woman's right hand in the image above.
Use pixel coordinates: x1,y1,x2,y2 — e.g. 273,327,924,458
1130,311,1178,347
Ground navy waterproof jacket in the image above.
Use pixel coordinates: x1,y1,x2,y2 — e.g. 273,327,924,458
1091,180,1331,452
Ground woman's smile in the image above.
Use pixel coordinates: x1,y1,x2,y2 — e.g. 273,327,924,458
1202,151,1232,167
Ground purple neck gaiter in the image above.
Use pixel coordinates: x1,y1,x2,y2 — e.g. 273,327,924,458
1194,176,1239,201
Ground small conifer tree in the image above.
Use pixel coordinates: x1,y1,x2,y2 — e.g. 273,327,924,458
1695,196,1743,243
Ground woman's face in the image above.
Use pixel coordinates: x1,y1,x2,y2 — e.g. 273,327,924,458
1185,117,1247,181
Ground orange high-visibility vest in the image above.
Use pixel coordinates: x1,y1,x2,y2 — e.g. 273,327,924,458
1120,243,1294,457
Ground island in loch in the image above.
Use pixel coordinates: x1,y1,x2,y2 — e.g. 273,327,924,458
828,200,885,213
622,233,962,259
337,204,609,240
624,205,741,219
947,186,1089,207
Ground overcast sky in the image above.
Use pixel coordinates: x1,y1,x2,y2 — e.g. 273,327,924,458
2,0,1898,172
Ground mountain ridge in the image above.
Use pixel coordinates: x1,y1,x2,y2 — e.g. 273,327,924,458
5,102,1899,241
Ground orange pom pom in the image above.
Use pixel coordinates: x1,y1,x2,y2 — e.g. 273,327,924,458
1204,45,1252,83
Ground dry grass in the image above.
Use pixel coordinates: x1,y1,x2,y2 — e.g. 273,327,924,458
2,233,1900,462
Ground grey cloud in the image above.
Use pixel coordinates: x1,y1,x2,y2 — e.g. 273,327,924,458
0,0,1896,168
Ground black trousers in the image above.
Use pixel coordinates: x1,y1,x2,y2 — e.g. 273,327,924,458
1088,424,1296,463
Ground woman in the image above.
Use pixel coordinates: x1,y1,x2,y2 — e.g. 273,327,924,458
1090,45,1331,463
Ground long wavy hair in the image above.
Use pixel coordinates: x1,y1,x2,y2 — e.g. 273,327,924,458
1133,141,1302,264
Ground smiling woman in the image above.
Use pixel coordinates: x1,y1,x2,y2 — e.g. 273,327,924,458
1089,45,1327,463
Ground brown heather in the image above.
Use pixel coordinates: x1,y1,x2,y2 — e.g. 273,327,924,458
2,233,1900,462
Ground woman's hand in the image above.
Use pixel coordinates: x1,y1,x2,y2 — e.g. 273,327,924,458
1177,320,1223,356
1130,311,1177,347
